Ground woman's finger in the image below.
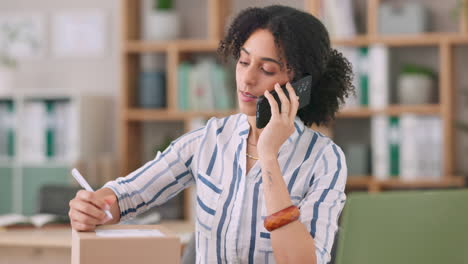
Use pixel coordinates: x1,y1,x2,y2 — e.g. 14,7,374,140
264,89,279,119
70,198,106,221
71,220,95,232
76,190,110,211
274,83,290,117
285,82,299,122
69,208,102,226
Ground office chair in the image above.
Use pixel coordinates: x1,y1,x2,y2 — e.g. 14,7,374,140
334,189,468,264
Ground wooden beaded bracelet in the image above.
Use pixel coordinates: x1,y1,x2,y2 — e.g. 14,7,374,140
263,205,300,232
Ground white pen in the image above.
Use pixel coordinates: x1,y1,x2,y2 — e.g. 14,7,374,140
71,168,113,220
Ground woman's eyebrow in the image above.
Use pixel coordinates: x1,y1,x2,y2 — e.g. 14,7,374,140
240,47,284,68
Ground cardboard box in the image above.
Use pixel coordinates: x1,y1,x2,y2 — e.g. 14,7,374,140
72,225,181,264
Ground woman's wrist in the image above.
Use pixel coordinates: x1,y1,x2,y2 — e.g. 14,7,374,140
259,152,278,164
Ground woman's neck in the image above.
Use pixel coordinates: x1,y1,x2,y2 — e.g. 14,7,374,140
247,115,262,145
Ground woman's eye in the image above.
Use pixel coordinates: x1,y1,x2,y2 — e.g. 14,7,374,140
262,68,274,75
239,61,249,66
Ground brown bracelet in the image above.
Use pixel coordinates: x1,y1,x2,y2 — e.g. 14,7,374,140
263,205,300,232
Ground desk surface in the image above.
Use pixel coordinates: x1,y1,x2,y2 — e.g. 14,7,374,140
0,221,194,249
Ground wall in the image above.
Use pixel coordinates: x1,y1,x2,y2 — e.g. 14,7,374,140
0,0,120,154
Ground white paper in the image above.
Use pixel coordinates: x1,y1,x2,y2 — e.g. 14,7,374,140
95,229,166,238
52,10,107,57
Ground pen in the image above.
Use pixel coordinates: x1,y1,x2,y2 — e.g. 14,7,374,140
71,168,113,220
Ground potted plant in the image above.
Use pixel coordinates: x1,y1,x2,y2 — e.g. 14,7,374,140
397,64,436,105
0,21,38,94
144,0,180,40
0,23,19,94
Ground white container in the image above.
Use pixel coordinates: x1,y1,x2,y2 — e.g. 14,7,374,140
144,11,180,41
397,74,434,104
0,67,15,95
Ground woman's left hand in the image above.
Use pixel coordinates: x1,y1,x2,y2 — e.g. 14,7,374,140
257,82,299,160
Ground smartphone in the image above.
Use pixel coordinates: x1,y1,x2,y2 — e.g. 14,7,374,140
255,75,312,129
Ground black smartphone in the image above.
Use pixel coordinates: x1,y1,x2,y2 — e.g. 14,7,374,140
255,75,312,129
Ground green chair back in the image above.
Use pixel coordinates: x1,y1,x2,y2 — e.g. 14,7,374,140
334,189,468,264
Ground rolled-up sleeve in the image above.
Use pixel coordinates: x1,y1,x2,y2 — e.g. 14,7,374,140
103,127,205,221
298,143,347,264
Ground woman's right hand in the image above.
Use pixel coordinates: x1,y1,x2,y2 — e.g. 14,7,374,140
68,190,117,231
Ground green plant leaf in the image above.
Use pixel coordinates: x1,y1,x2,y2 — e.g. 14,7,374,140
154,0,173,10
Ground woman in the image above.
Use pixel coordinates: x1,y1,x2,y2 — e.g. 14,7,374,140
68,5,353,264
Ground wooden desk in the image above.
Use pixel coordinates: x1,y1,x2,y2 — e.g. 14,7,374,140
0,221,194,264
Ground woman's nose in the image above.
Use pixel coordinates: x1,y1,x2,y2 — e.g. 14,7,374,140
242,65,257,86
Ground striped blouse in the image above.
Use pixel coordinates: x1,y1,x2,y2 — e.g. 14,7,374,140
104,113,347,264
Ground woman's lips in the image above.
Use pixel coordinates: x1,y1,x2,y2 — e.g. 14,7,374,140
239,91,258,103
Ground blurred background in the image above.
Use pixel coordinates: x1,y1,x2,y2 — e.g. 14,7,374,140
0,0,467,263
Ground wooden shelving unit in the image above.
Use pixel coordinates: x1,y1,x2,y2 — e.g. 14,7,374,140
120,0,467,220
338,104,441,118
333,33,468,47
347,176,465,192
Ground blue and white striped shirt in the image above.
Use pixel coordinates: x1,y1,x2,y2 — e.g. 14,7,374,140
104,113,347,264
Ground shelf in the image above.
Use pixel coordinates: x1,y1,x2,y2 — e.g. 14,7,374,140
372,33,457,46
346,176,373,188
332,35,370,46
125,108,238,121
332,33,468,47
20,161,73,168
124,33,468,52
338,104,441,118
378,177,465,189
347,176,465,189
127,105,440,121
125,39,219,53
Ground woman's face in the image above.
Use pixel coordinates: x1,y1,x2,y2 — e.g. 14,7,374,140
236,29,292,116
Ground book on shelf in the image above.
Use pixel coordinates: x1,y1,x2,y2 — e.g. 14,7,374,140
400,115,442,180
371,114,442,181
371,115,390,180
177,62,191,111
177,59,235,111
319,0,357,39
22,99,74,163
358,47,370,107
0,213,70,229
339,45,389,110
0,100,15,160
369,44,390,109
336,46,370,109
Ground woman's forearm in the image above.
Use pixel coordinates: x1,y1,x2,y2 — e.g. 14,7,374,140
260,156,317,264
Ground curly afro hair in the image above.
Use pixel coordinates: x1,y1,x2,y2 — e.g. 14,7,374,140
218,5,354,127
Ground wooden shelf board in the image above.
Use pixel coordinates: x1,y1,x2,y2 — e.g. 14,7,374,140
372,33,455,46
332,35,370,46
125,34,468,53
125,108,238,121
378,177,465,188
337,104,440,118
176,39,219,52
347,176,373,188
126,41,168,53
346,176,465,189
449,35,468,45
384,104,441,115
125,39,219,53
337,107,374,118
332,33,468,47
